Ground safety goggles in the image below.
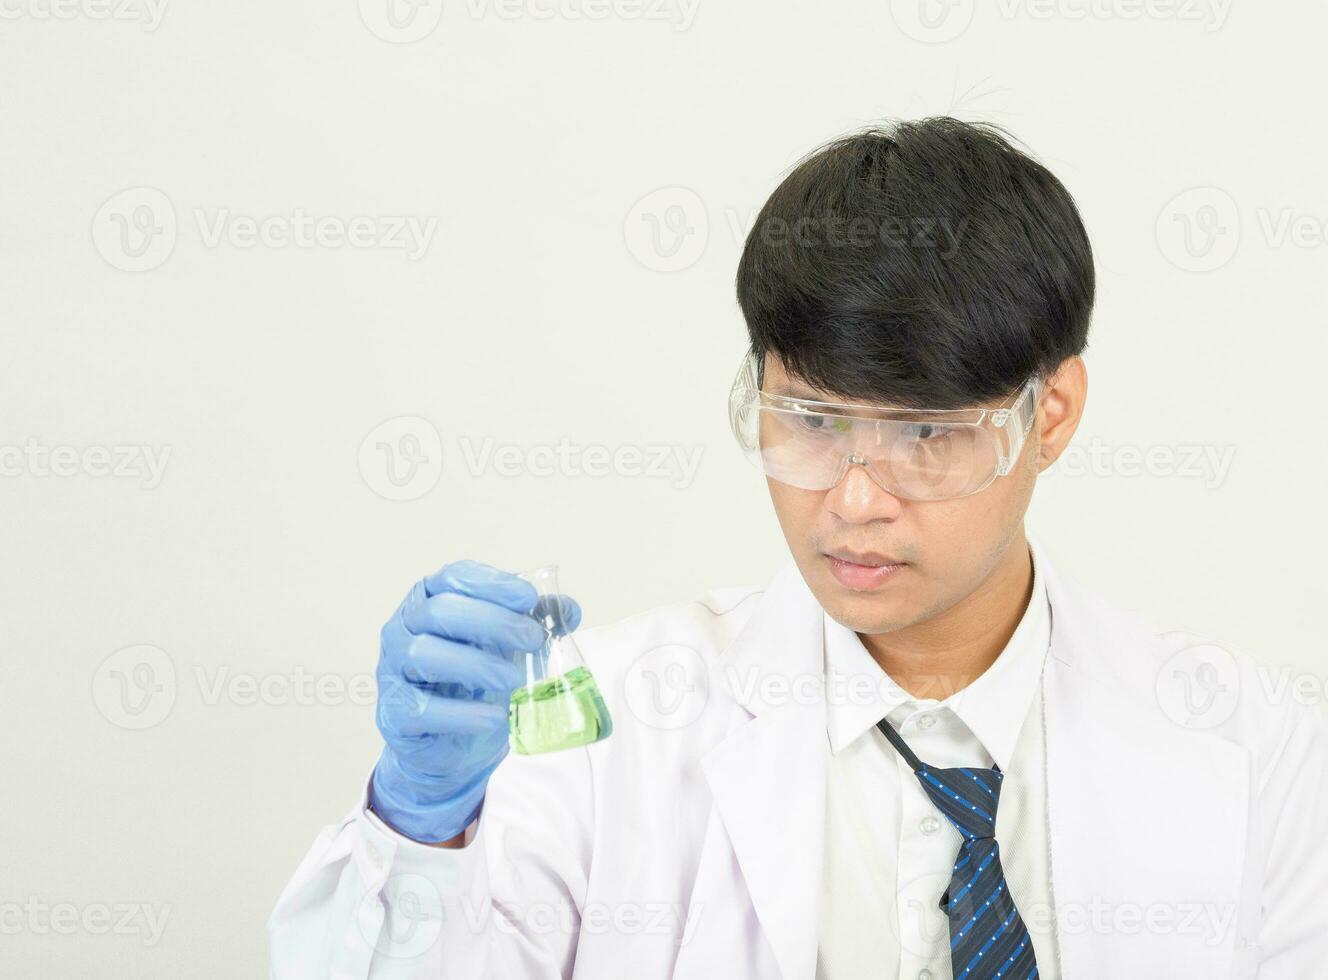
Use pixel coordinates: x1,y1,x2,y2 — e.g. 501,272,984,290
728,351,1042,501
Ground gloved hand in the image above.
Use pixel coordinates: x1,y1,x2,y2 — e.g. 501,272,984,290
368,560,582,843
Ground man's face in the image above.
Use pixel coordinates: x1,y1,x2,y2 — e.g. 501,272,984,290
761,354,1047,636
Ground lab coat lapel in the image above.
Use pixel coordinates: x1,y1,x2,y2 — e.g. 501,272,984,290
1039,552,1248,976
677,560,828,980
675,549,1250,979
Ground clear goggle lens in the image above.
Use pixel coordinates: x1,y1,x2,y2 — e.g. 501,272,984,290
729,353,1040,501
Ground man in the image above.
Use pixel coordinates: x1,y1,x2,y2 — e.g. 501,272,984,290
269,118,1328,978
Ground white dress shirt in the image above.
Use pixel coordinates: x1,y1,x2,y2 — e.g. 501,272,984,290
816,544,1062,980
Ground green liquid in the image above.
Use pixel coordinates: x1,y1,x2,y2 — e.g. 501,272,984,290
509,666,613,755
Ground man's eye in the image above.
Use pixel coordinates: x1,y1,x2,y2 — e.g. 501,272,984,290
906,423,946,440
797,414,853,434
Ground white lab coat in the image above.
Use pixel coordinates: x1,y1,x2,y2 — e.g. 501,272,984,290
269,537,1328,979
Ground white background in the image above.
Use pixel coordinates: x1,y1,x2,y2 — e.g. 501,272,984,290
2,0,1326,975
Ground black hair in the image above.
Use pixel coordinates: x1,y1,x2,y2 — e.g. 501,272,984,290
734,116,1095,409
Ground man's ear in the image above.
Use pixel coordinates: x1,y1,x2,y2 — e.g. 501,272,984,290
1034,356,1087,472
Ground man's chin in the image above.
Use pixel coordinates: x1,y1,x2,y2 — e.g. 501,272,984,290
811,577,915,635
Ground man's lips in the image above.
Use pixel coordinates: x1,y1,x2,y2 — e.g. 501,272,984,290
824,548,905,566
823,552,908,590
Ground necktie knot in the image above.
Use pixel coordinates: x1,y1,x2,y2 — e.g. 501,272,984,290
914,763,1003,841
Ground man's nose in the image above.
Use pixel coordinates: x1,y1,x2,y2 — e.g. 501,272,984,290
823,454,903,521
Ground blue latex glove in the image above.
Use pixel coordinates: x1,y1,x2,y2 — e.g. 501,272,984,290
369,560,582,843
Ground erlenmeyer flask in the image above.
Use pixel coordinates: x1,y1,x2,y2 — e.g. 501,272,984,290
510,564,613,755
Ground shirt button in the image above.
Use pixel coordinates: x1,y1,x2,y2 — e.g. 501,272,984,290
919,971,934,980
917,714,936,729
919,816,941,835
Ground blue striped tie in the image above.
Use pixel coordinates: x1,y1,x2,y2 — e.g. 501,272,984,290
876,716,1039,979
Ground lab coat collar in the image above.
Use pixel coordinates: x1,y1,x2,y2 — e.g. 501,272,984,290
821,612,912,755
715,556,826,718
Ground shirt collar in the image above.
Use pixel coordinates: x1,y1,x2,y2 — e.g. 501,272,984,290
822,538,1051,769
